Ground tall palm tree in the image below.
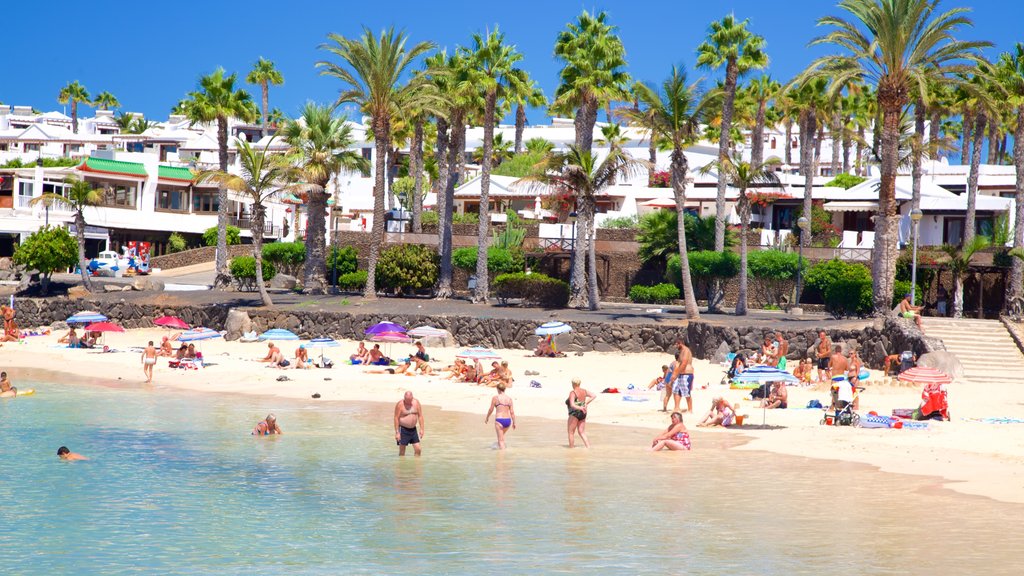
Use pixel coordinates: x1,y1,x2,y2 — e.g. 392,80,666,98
942,237,989,318
696,14,768,251
196,138,295,306
515,146,647,311
463,28,524,304
699,156,781,315
622,66,708,319
176,68,259,289
57,80,90,134
962,66,1001,248
30,177,102,292
318,27,437,299
790,77,830,246
409,109,428,233
553,9,630,308
246,57,285,139
804,0,988,314
92,91,120,111
511,79,546,154
622,80,661,185
280,103,369,293
746,75,780,166
996,43,1024,307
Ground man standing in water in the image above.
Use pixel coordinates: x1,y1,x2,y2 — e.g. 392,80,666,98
670,340,695,413
142,340,157,383
394,391,424,456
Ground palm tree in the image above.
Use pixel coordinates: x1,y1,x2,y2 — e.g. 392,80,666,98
553,10,630,308
621,80,661,185
962,66,1002,248
280,103,369,293
525,137,554,155
92,91,120,111
246,57,285,139
472,133,513,165
176,69,259,289
790,77,830,247
515,146,648,311
114,112,137,133
318,27,437,299
942,236,989,318
196,138,295,306
57,80,90,133
996,43,1024,306
696,14,768,252
622,66,708,319
745,75,780,166
804,0,988,314
30,177,102,292
511,80,546,153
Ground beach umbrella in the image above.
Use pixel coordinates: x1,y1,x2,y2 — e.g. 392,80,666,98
898,366,952,385
407,325,448,338
259,328,299,341
178,327,222,342
369,330,412,358
67,311,107,324
456,346,501,361
365,321,406,335
729,365,800,426
84,321,124,333
535,321,572,336
153,316,189,329
307,337,340,364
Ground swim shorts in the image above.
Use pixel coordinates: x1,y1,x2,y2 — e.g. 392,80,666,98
817,357,830,370
673,374,693,397
398,425,420,446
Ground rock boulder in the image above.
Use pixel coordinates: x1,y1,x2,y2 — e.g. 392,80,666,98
224,309,253,341
270,274,297,291
917,351,965,381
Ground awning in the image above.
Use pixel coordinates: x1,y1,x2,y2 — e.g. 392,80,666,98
78,156,147,178
157,165,194,183
823,200,878,212
639,198,677,208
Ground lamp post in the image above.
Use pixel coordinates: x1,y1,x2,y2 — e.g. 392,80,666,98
910,208,923,305
795,216,810,309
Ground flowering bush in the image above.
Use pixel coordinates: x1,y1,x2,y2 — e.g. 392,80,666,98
747,191,793,208
650,170,671,188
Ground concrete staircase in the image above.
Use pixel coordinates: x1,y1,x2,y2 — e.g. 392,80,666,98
921,317,1024,385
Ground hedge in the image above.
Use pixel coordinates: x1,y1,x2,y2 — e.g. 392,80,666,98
262,241,305,276
229,256,275,281
493,272,569,308
629,283,680,304
824,276,873,318
203,225,241,247
328,246,358,275
336,270,368,291
375,244,438,292
452,246,525,275
804,259,870,304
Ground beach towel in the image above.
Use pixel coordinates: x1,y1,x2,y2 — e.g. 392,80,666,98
530,380,542,388
962,417,1024,425
622,395,649,402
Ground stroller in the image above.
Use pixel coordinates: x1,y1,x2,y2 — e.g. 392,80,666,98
821,377,861,427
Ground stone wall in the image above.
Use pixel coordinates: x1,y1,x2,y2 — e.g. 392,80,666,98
15,298,230,330
150,245,251,270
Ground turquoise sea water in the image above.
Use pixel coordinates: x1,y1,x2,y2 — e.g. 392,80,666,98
1,379,1022,575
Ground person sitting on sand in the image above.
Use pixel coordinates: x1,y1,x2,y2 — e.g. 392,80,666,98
1,305,19,342
463,360,480,383
727,354,746,379
350,341,370,364
260,342,287,367
368,344,390,366
58,326,78,345
0,371,17,398
396,341,430,373
479,361,502,386
898,293,924,332
534,337,554,357
485,383,516,449
761,381,788,409
175,343,188,362
793,358,813,384
650,412,691,451
184,344,197,360
158,336,174,357
57,446,88,460
698,397,735,427
295,345,311,369
498,360,513,387
252,414,282,435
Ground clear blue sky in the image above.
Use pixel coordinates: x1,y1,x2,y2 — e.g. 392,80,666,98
5,0,1022,125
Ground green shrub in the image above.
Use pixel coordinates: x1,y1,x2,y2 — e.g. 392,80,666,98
824,173,867,189
336,270,368,291
452,246,525,274
600,215,639,229
492,150,546,177
262,241,305,276
804,259,870,303
747,249,801,308
375,244,438,292
667,250,739,309
638,211,735,262
493,272,569,308
203,225,241,247
453,212,479,225
892,280,923,307
421,211,439,226
629,283,680,304
327,246,358,275
12,225,78,294
167,232,187,254
229,256,275,281
824,276,873,317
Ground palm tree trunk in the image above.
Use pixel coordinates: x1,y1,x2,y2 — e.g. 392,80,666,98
751,100,766,167
434,118,454,298
411,117,425,233
261,82,270,139
987,121,999,165
574,96,598,154
912,100,925,213
965,113,986,248
303,184,328,294
800,110,816,247
252,203,273,306
439,116,466,299
830,111,841,175
953,273,964,319
1008,105,1024,309
474,92,497,304
737,193,750,316
784,118,793,166
714,60,739,252
514,104,526,154
856,126,865,176
71,100,78,134
648,137,657,186
842,117,851,175
362,120,390,299
568,202,590,309
671,146,699,319
214,116,231,290
75,211,93,292
961,111,973,165
587,208,599,311
872,103,902,314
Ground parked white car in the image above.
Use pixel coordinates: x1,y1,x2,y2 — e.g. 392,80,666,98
89,250,130,277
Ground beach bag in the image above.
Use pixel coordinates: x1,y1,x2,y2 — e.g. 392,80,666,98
280,359,290,367
321,358,334,368
807,399,823,409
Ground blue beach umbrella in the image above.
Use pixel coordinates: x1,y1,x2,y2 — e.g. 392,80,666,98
307,337,340,363
535,321,572,336
730,365,799,388
178,327,222,342
259,329,299,341
67,311,108,324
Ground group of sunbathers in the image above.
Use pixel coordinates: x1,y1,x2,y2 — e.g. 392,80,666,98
57,327,103,348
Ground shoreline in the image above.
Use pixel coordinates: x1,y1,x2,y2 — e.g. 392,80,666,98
5,327,1024,504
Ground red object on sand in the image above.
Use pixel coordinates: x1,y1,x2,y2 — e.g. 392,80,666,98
84,321,125,333
897,366,952,385
154,316,190,329
919,382,949,420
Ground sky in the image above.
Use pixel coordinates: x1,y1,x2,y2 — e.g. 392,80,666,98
5,0,1023,126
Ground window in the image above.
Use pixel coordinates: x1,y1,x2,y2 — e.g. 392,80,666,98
770,137,776,150
157,188,188,212
17,182,33,197
99,182,137,208
24,143,40,152
193,190,220,213
0,143,8,151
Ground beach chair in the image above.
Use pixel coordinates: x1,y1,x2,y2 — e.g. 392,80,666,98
760,229,775,247
837,230,859,259
856,231,875,248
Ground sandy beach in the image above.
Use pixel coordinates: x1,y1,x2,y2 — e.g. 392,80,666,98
6,327,1024,504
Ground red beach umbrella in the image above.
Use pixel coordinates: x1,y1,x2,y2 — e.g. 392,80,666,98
154,316,190,329
897,366,952,385
84,321,125,333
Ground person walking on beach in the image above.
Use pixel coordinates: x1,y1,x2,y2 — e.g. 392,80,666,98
670,340,695,413
0,371,16,398
650,412,691,451
485,383,516,449
566,378,595,448
394,391,424,456
252,414,282,435
142,340,157,383
816,331,832,381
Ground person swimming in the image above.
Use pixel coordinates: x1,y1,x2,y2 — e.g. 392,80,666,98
252,414,282,436
57,446,88,460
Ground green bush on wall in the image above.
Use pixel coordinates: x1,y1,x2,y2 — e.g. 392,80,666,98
336,270,368,291
262,241,305,276
375,244,438,292
629,283,680,304
229,256,276,281
452,246,525,275
493,272,569,308
328,246,358,276
203,225,241,247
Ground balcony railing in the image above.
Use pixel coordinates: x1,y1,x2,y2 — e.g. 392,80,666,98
230,216,277,237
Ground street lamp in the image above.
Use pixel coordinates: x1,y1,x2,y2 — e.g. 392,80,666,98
795,216,810,308
910,208,923,305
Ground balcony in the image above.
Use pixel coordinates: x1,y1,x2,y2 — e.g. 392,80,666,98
230,215,277,237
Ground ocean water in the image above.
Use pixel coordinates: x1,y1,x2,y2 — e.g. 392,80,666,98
1,380,1021,575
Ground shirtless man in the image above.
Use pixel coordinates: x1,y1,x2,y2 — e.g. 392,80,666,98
350,341,369,364
898,293,924,332
295,345,310,369
394,391,424,456
829,345,848,381
368,344,388,366
0,371,16,398
260,342,284,367
142,340,157,383
762,381,788,409
816,331,832,381
57,446,88,460
158,336,174,357
774,332,789,369
670,340,695,413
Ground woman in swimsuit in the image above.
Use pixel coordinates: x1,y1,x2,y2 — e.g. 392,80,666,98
252,414,282,435
484,383,516,449
566,378,595,448
650,412,692,451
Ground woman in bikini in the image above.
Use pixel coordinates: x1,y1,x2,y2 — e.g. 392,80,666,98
484,383,516,449
566,378,596,448
650,412,692,451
